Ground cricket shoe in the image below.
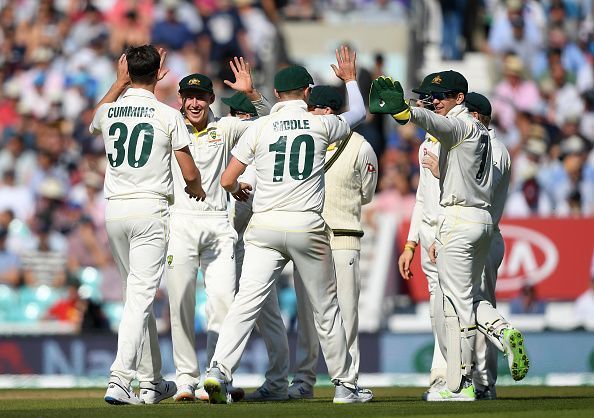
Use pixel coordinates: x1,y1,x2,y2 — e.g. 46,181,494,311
174,384,196,402
288,380,314,400
204,365,232,404
475,385,497,400
229,385,246,402
332,383,373,404
421,377,447,401
502,328,530,381
139,379,176,404
104,375,142,405
244,386,289,401
425,384,475,402
195,386,209,402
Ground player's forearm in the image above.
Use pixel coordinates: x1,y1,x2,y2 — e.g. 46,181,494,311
410,107,459,149
407,200,423,243
252,93,271,116
340,80,366,129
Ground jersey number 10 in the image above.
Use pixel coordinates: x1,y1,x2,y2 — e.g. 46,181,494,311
108,122,154,168
269,134,315,182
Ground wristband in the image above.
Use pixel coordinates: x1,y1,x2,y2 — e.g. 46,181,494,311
404,243,416,253
230,182,240,194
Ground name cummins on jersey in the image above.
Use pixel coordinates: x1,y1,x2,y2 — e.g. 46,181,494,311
90,88,190,201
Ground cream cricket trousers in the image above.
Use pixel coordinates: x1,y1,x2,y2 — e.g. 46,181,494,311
166,211,237,387
434,205,493,389
105,198,169,385
474,230,507,389
231,198,289,393
210,211,355,385
419,221,447,384
289,249,360,387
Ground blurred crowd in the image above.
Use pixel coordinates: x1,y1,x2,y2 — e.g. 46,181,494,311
0,0,593,333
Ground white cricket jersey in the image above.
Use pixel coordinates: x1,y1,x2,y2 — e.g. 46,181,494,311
232,100,350,214
407,135,443,243
89,88,190,201
170,111,253,214
410,105,493,210
489,129,511,228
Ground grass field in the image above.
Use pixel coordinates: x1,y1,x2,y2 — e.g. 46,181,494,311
1,386,594,417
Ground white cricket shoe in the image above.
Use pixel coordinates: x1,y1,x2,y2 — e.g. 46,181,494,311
204,365,232,404
244,386,289,401
139,379,176,404
174,384,196,402
332,383,373,404
195,386,210,401
422,377,447,401
288,380,314,400
104,375,142,405
425,384,476,402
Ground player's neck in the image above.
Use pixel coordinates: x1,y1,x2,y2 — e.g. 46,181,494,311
130,82,157,94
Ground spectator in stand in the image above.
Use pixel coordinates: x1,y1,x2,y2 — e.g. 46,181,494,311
541,135,594,216
491,55,542,138
0,169,34,222
487,0,543,75
534,25,588,84
109,9,151,57
63,4,108,55
510,283,546,315
438,0,466,61
21,219,67,288
0,134,36,186
0,226,20,287
151,1,196,51
505,171,554,218
542,61,584,127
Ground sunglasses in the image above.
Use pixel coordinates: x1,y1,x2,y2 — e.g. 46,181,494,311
230,110,254,117
427,91,459,101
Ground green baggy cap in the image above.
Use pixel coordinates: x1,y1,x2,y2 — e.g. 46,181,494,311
274,65,314,92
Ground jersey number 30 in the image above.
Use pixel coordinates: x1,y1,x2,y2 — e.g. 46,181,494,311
108,122,154,168
269,134,314,182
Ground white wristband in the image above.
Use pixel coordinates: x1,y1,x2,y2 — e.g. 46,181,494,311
230,182,240,194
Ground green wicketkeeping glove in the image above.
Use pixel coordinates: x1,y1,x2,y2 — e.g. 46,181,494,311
369,76,410,125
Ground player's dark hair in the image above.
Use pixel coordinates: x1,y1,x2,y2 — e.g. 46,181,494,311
278,86,308,100
125,45,160,85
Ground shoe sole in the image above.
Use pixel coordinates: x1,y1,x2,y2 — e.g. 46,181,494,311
204,378,228,404
104,396,139,405
333,396,373,404
505,329,530,381
174,393,196,402
427,397,475,402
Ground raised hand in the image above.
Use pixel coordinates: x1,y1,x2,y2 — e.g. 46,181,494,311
331,45,357,83
223,57,254,95
116,54,131,88
157,47,170,81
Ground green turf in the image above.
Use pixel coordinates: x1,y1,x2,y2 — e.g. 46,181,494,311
1,386,593,417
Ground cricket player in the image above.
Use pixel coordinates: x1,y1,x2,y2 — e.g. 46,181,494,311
464,92,528,400
397,73,448,400
422,92,530,399
204,46,373,404
370,70,493,401
371,72,529,401
90,45,206,405
165,58,271,402
288,85,378,398
239,85,378,402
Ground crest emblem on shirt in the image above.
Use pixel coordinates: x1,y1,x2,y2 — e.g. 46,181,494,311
209,130,218,140
188,78,201,86
431,75,442,85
